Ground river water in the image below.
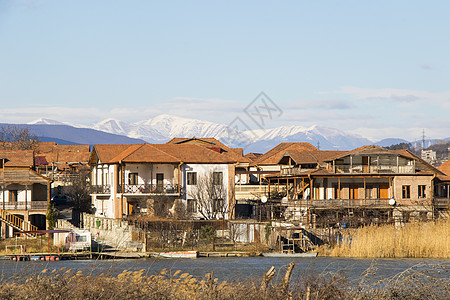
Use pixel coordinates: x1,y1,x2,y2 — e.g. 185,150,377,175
1,257,448,284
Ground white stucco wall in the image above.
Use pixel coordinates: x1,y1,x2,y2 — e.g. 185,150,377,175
182,163,231,219
124,163,176,187
0,189,32,202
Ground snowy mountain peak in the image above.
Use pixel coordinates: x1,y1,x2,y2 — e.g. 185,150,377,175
28,118,67,125
29,114,376,151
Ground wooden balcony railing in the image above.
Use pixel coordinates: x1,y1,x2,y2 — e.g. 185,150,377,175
269,198,391,208
433,197,450,209
280,168,315,176
334,165,414,174
2,201,48,211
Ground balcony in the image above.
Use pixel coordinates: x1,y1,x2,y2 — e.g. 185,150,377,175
91,185,111,194
433,198,450,209
2,201,48,211
334,165,414,174
280,167,315,176
118,183,180,195
269,198,391,208
309,198,390,208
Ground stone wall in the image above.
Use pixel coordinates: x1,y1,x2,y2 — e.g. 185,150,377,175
81,213,145,252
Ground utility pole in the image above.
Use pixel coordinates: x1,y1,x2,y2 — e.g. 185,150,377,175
422,129,425,150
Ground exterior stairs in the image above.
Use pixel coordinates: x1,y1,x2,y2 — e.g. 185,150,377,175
0,208,38,237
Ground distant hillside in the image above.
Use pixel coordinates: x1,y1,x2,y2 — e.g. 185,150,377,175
0,124,145,145
38,136,82,145
375,138,410,147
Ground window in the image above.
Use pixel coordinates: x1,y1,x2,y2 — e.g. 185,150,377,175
402,185,410,199
333,185,339,199
128,173,138,185
187,199,197,213
213,172,223,185
418,185,426,198
365,185,373,199
212,199,224,212
187,172,197,185
9,190,17,202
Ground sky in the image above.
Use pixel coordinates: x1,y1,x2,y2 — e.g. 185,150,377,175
0,0,449,141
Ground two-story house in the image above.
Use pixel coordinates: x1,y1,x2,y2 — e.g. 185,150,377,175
265,145,446,228
89,143,239,220
0,150,51,237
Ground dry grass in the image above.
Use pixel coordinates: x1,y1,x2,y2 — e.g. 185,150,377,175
0,236,61,255
327,219,450,258
0,262,448,299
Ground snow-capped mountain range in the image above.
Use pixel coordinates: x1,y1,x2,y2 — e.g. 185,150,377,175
28,114,377,152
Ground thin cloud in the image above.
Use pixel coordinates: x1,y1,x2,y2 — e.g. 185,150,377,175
287,98,356,110
322,86,450,104
0,96,245,126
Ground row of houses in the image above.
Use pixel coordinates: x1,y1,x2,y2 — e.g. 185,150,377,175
1,138,449,236
0,142,91,236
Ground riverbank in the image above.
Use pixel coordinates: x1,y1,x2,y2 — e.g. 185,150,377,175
0,258,448,299
323,219,450,259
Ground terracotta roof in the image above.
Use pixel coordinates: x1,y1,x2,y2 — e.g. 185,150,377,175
44,151,91,164
35,142,56,153
167,137,220,146
230,148,244,156
91,144,135,164
253,143,319,165
244,152,263,162
0,169,51,183
438,160,450,176
278,150,342,164
166,137,251,164
0,150,34,167
36,142,90,154
93,143,239,164
279,150,319,164
109,144,180,163
154,144,237,164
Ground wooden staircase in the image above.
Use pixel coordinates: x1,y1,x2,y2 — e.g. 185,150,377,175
0,208,38,237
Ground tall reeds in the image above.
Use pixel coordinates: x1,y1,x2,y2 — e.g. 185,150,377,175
329,219,450,258
0,263,448,299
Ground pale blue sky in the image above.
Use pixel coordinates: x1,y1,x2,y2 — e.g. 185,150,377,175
0,0,449,141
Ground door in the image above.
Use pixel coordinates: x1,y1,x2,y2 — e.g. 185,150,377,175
379,184,389,199
362,156,371,173
156,173,164,192
9,190,18,202
128,202,133,215
349,185,359,199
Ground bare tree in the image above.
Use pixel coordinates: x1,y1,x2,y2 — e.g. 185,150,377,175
188,170,229,220
0,125,39,150
66,168,92,213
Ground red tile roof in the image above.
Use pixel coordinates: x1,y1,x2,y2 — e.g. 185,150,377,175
92,143,240,164
0,150,34,167
438,160,450,176
36,142,90,153
166,137,251,164
244,152,263,162
91,144,135,164
279,150,344,165
253,143,319,165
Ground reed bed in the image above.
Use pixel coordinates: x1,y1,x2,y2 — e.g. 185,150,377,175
328,219,450,258
0,262,448,299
